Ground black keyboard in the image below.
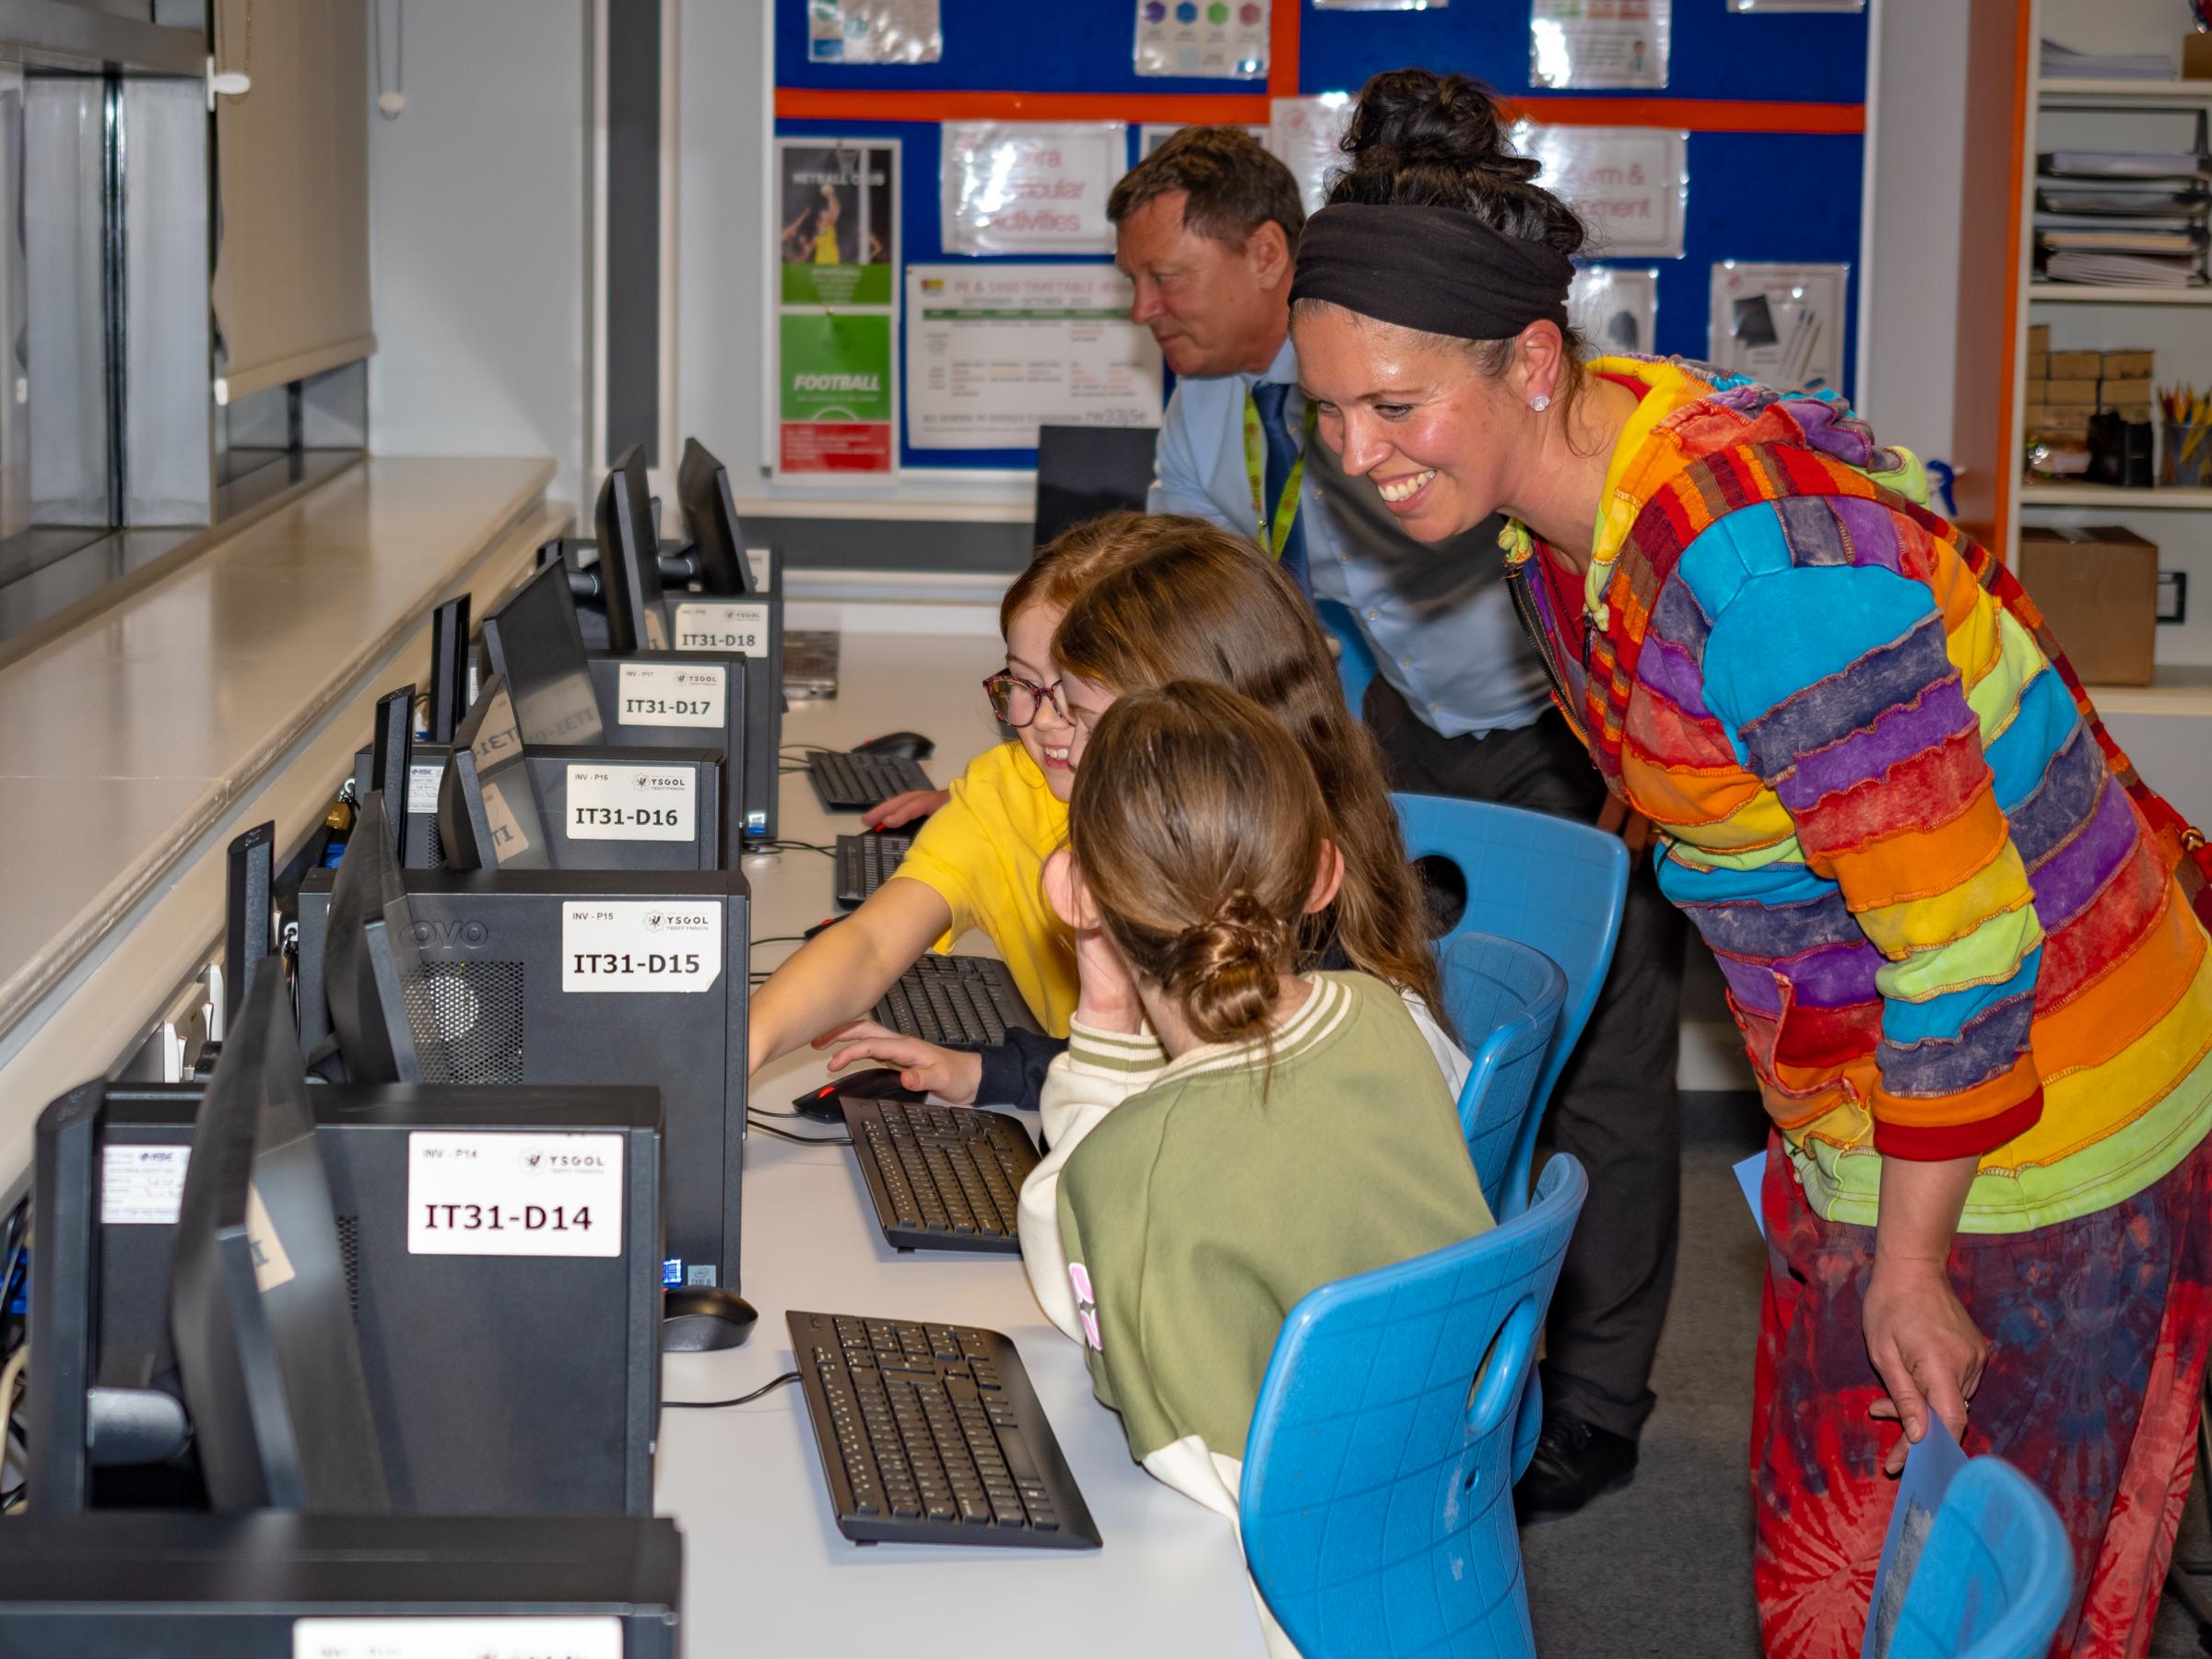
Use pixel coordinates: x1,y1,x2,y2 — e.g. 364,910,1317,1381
788,1310,1101,1550
835,831,912,910
808,750,934,811
873,953,1043,1047
841,1095,1039,1253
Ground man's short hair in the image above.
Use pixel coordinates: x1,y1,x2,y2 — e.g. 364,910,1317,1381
1106,125,1305,249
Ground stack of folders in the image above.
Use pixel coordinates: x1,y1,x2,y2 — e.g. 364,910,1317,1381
2036,153,2211,288
2039,38,2177,81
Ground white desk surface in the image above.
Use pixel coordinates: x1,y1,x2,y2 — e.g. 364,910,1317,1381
655,628,1271,1658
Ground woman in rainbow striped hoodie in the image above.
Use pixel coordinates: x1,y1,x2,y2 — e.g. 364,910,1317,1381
1288,68,2212,1659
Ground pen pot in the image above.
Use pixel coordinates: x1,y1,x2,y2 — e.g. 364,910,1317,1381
2162,421,2212,488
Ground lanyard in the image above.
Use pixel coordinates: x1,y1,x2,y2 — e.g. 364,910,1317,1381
1242,388,1316,564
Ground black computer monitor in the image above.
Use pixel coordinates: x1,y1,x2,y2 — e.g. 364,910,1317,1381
367,687,413,862
436,677,551,874
598,445,668,653
677,438,754,595
427,595,472,744
480,559,608,747
324,792,450,1082
168,971,389,1514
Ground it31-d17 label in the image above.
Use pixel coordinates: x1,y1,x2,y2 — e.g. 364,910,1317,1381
406,1132,625,1259
560,900,724,994
672,600,771,659
615,661,724,728
565,763,697,841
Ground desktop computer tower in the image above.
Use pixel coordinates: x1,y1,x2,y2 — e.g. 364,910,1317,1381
354,740,452,867
296,866,748,1289
446,746,728,873
582,649,773,843
654,588,783,846
0,1512,681,1658
28,1078,664,1517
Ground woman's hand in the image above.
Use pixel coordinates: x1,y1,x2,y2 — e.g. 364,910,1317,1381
864,789,949,830
815,1019,983,1103
1862,1256,1988,1476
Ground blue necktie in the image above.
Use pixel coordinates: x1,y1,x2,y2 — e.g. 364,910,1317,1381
1251,380,1312,597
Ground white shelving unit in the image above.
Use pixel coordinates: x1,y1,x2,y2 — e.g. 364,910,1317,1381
2018,0,2212,734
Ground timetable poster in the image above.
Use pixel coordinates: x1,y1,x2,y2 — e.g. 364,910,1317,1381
1529,0,1671,89
774,138,900,477
906,265,1163,450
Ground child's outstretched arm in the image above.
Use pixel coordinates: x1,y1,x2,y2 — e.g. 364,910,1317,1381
746,877,955,1077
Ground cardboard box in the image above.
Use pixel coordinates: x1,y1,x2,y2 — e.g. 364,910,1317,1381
2027,378,2050,404
2102,349,2155,379
2015,525,2158,686
2028,406,2091,434
2051,350,2102,378
2029,352,2051,379
2187,29,2212,79
2101,376,2155,406
2044,378,2100,406
2107,404,2153,424
2030,323,2053,354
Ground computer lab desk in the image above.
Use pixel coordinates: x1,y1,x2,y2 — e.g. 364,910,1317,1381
656,628,1272,1657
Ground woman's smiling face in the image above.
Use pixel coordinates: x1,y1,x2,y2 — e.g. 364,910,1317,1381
1293,303,1528,543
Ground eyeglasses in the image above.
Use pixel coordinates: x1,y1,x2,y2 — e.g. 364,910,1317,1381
982,670,1068,728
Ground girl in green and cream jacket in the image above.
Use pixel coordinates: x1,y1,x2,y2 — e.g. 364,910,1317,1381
1018,680,1494,1657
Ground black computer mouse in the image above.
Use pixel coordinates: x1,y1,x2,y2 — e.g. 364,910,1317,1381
853,731,934,762
792,1066,926,1123
662,1287,758,1353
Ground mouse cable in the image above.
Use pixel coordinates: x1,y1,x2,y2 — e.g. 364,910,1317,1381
754,838,834,856
665,1370,802,1411
749,935,809,947
747,1115,851,1147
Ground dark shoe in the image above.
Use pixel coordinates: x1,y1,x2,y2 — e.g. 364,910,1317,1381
1514,1410,1639,1522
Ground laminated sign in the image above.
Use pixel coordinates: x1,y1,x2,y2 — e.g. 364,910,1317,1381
775,139,900,477
940,123,1125,256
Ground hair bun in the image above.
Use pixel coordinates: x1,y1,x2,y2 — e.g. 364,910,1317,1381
1168,889,1291,1045
1338,70,1530,182
1327,69,1585,258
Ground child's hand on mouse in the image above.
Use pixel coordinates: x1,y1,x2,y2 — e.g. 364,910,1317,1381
864,789,950,830
815,1019,984,1103
1043,848,1143,1034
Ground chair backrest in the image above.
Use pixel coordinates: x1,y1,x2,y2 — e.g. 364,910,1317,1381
1394,794,1628,1216
1439,932,1566,1213
1312,597,1380,717
1241,1154,1589,1659
1879,1456,2074,1659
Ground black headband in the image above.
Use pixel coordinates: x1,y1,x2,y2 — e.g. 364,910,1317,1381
1289,202,1574,341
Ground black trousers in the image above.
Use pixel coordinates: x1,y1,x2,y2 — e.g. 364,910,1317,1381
1368,678,1687,1441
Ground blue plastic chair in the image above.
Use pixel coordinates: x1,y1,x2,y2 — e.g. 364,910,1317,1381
1880,1456,2074,1659
1394,794,1628,1219
1241,1153,1588,1659
1438,932,1566,1215
1314,597,1380,717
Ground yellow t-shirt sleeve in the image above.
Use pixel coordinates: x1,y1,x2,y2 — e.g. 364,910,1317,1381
893,764,992,950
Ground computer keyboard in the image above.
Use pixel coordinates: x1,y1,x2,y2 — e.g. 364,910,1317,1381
807,750,934,812
872,953,1043,1047
834,832,912,911
841,1094,1040,1253
788,1310,1101,1549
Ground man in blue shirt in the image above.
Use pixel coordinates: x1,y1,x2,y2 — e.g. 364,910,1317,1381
1110,127,1688,1520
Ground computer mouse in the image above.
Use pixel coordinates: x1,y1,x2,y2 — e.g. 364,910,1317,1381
853,731,934,762
792,1066,925,1124
662,1287,758,1353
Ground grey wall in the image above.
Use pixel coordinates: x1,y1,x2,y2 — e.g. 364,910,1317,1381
1855,0,1971,465
366,0,590,510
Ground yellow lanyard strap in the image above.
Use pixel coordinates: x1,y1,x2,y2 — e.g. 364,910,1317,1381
1242,388,1316,563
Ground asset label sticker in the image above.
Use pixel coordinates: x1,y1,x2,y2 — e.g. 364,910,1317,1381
406,1133,624,1258
673,600,771,659
747,546,772,590
292,1616,625,1659
565,763,696,842
101,1144,190,1224
406,761,442,816
560,900,723,994
616,661,724,728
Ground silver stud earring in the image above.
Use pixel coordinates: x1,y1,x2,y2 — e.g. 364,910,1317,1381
1529,394,1552,413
